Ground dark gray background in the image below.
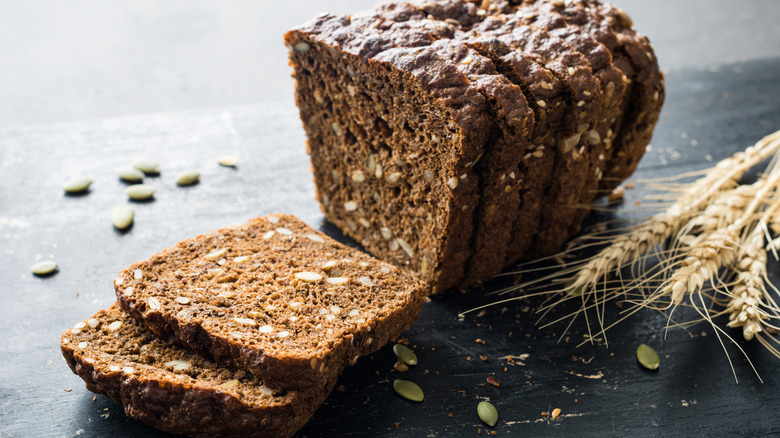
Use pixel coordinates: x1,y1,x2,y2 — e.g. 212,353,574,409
2,0,780,128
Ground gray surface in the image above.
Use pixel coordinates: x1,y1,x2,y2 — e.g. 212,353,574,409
2,0,780,128
1,57,779,438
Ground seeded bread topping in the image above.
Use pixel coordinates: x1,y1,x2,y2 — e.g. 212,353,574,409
286,0,662,289
61,304,324,438
114,214,426,391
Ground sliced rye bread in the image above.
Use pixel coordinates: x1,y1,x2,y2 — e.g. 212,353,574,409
342,2,538,287
468,17,602,258
115,214,426,391
285,13,491,293
506,3,628,236
61,304,326,438
286,0,661,289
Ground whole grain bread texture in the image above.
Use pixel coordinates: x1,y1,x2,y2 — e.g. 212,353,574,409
286,0,663,290
61,304,325,438
115,214,426,392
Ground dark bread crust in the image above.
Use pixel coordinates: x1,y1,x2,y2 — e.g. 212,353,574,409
545,0,664,190
286,13,491,293
115,214,426,391
61,305,324,438
494,4,628,253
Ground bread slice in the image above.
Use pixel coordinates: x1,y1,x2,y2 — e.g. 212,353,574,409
285,13,491,293
61,304,326,438
115,214,426,391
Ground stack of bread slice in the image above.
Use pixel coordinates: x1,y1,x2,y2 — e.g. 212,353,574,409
285,0,663,293
61,214,426,437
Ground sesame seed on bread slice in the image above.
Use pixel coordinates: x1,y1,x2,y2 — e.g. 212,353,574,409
61,304,326,438
114,213,427,392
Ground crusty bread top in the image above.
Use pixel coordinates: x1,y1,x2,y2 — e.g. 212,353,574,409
61,304,324,438
114,214,427,390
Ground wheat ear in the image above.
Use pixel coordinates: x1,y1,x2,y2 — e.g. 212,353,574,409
566,131,780,294
726,229,769,340
662,166,780,304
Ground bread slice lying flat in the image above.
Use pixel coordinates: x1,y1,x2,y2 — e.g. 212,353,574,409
61,304,326,438
114,214,426,392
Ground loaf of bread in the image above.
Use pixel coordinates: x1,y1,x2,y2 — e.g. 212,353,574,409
114,214,426,392
61,304,325,438
285,0,663,291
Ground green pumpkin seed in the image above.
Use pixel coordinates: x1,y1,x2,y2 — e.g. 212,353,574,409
218,155,238,167
125,184,156,200
62,177,93,193
393,344,418,366
132,158,161,174
112,205,135,229
477,401,498,427
176,169,200,186
636,344,660,370
392,379,423,402
31,260,58,276
117,166,145,183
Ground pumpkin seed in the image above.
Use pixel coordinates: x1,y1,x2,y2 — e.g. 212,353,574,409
218,155,238,167
132,158,161,174
636,343,660,370
393,344,418,366
112,205,135,229
392,379,424,402
117,166,145,183
176,169,200,186
125,184,156,200
477,401,498,427
62,177,93,194
31,260,58,276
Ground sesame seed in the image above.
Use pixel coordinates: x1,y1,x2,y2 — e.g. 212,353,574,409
536,100,547,108
305,233,325,243
295,271,322,282
275,227,293,235
568,67,575,76
344,201,358,212
446,177,459,189
262,230,275,240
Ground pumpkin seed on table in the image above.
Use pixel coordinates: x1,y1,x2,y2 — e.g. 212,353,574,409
125,184,156,200
62,177,93,194
218,155,238,167
31,260,58,276
132,158,161,175
393,343,418,366
393,379,424,402
176,169,200,186
117,166,145,183
112,205,135,230
477,401,498,427
636,343,660,370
